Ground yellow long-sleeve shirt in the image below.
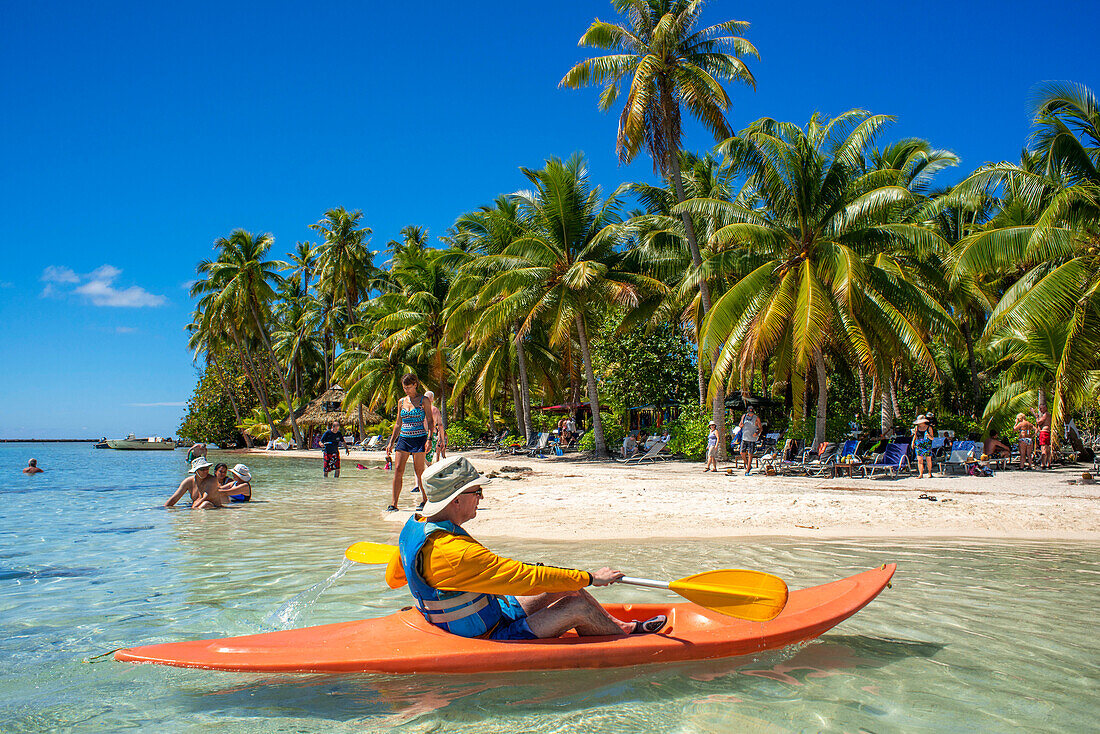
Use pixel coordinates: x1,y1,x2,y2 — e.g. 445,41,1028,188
390,529,591,596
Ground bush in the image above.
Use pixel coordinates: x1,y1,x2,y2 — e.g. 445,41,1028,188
666,406,714,461
578,417,627,454
446,425,473,451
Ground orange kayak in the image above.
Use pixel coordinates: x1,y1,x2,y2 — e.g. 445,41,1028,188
116,564,894,674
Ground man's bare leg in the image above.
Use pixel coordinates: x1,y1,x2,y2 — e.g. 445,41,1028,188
521,589,634,638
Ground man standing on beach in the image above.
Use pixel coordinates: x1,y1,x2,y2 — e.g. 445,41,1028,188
394,456,666,641
165,457,223,508
23,459,43,474
1035,406,1053,469
738,405,762,475
320,421,347,478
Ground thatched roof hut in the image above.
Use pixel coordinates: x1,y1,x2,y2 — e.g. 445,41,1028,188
291,385,381,429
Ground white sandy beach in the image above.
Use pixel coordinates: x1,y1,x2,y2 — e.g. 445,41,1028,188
241,447,1100,541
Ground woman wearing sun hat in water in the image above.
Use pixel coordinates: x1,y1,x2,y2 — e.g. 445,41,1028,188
226,464,252,502
394,455,666,641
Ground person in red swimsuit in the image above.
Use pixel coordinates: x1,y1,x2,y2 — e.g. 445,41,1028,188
1034,406,1053,469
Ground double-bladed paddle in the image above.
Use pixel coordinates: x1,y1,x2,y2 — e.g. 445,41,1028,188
344,541,788,622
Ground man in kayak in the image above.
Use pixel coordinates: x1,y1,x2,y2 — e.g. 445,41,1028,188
395,456,666,641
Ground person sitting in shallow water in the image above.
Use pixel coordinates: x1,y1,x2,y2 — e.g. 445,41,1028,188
165,457,223,508
23,459,43,474
392,456,666,641
225,464,252,502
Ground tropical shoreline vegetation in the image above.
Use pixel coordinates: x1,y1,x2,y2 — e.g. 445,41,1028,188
179,1,1100,460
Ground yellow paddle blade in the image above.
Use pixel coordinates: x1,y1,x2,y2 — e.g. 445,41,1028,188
669,569,789,622
345,542,398,565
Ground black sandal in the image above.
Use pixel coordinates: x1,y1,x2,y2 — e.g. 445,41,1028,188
386,505,399,512
629,614,667,634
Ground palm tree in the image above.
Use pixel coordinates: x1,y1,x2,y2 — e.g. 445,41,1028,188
949,82,1100,436
561,0,757,306
474,154,667,456
448,197,542,438
561,0,757,451
191,229,305,447
683,112,955,447
310,207,376,328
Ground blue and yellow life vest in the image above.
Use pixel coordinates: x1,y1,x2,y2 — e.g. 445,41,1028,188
398,515,513,638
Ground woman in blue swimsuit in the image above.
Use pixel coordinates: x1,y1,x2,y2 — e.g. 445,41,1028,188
227,464,252,502
385,374,435,512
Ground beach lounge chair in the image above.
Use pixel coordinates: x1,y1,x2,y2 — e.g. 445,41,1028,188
624,439,668,464
860,443,911,478
526,432,551,458
804,442,839,477
940,441,977,475
778,441,816,476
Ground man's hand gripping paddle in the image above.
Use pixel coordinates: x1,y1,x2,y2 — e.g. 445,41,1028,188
345,541,788,622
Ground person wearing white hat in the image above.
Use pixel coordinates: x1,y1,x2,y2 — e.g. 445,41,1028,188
704,421,719,472
226,464,253,502
165,456,223,508
394,456,667,641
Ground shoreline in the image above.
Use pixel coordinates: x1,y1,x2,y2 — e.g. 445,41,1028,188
236,447,1100,542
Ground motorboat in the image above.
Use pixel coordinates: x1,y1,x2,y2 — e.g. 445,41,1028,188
105,434,176,450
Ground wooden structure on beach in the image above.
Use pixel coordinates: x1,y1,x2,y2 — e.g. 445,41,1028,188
287,385,380,445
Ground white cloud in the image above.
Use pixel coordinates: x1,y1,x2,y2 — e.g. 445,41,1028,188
116,326,138,334
126,401,187,407
181,280,197,290
42,265,79,283
40,264,166,308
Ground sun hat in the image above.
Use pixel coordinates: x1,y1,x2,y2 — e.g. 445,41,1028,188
189,456,213,472
419,456,492,517
708,420,717,426
913,415,929,425
229,464,252,483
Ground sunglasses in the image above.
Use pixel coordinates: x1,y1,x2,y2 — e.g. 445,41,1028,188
461,488,484,498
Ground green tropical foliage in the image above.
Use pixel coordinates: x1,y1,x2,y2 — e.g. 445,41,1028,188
176,2,1096,456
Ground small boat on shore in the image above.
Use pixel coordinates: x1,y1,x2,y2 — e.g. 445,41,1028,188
105,434,176,451
115,564,896,674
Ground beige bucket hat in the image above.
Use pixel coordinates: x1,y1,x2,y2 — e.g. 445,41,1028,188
419,456,492,517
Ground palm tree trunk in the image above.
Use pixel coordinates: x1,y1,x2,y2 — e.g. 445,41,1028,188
508,371,525,439
813,349,827,450
211,355,252,448
575,313,607,457
697,357,707,408
890,371,901,420
229,325,278,441
961,319,981,417
514,327,533,441
858,367,868,416
247,299,304,447
487,393,495,433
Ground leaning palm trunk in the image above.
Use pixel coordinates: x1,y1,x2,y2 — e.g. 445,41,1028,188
228,324,278,441
211,356,252,448
514,328,533,441
247,299,304,447
575,313,607,457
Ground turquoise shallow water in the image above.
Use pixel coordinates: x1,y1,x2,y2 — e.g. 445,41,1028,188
1,443,1098,733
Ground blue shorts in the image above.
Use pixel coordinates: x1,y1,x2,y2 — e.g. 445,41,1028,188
487,595,537,641
395,434,427,454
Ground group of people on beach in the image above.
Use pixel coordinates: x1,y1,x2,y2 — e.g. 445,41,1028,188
705,405,763,474
165,444,253,508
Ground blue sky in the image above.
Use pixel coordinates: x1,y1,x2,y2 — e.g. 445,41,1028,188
0,0,1095,438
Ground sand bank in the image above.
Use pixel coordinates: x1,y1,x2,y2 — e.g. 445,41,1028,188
240,447,1100,541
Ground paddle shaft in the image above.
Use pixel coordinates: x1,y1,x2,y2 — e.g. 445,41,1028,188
620,576,671,590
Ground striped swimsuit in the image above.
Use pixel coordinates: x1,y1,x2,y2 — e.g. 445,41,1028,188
395,397,429,454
